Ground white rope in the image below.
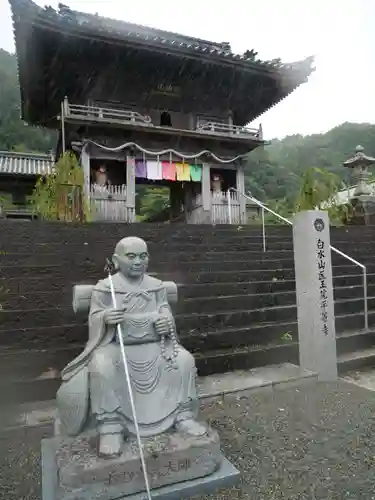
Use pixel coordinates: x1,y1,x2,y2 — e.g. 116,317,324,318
106,269,152,500
86,140,244,164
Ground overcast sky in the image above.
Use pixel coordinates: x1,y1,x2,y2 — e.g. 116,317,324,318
1,0,374,139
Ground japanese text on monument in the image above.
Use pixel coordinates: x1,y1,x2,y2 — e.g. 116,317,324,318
316,238,329,336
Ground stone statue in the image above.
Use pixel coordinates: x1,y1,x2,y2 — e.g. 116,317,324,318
56,236,206,459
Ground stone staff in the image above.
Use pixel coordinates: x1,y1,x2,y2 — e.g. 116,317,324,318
104,258,153,500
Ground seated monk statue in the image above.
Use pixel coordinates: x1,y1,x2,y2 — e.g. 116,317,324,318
56,236,206,459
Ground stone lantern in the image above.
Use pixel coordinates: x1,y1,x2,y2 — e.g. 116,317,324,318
344,145,375,225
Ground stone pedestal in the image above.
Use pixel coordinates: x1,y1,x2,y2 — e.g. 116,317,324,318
348,195,375,225
42,426,240,500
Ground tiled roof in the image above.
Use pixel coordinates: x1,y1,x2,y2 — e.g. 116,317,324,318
9,0,312,72
0,151,54,176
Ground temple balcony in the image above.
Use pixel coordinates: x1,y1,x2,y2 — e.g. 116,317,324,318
61,98,263,143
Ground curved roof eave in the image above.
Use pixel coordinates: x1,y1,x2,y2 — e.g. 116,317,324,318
245,61,315,125
9,0,314,75
9,0,315,126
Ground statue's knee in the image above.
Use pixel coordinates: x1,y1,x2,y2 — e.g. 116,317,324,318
177,348,196,371
90,347,116,376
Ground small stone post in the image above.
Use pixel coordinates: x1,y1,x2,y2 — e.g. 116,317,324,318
292,210,338,381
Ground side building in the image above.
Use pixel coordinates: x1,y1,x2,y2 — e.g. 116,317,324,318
9,0,314,223
0,150,53,218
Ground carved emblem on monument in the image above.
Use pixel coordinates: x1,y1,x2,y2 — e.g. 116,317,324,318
313,218,325,232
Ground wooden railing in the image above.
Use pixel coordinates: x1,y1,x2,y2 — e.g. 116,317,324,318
63,98,152,126
188,191,242,224
90,184,135,222
196,120,261,139
61,98,262,140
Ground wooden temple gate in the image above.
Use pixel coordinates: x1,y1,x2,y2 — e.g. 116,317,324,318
89,185,131,222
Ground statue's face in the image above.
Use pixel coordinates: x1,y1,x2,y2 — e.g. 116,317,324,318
113,239,149,279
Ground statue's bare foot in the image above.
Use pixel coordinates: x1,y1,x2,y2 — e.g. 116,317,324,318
176,419,207,437
98,433,123,458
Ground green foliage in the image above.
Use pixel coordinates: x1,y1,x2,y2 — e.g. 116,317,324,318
280,332,293,342
0,49,56,152
244,123,375,209
294,167,350,225
295,167,342,210
136,186,169,220
29,152,88,221
0,193,15,210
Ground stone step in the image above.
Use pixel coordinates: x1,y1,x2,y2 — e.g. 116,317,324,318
188,318,373,354
3,222,375,246
1,289,298,313
195,343,299,376
178,274,372,293
2,248,375,267
0,342,299,404
338,346,375,374
6,238,375,257
0,363,317,424
2,260,375,281
4,225,375,246
0,300,371,350
179,298,370,334
1,271,372,296
1,284,373,314
185,307,370,339
0,299,352,333
0,224,293,246
336,329,375,355
0,220,291,233
0,324,370,405
1,276,296,296
0,250,296,266
0,318,300,351
1,265,297,283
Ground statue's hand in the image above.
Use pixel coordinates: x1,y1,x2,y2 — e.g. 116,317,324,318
154,316,171,337
103,308,126,325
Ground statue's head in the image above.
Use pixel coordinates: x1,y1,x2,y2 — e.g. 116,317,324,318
112,237,149,279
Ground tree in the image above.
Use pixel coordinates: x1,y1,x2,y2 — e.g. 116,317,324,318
0,49,56,152
29,152,87,221
294,167,350,225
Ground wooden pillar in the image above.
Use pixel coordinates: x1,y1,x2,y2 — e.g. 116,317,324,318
202,163,212,223
236,163,247,224
126,154,136,223
81,144,91,209
170,183,183,221
188,113,195,130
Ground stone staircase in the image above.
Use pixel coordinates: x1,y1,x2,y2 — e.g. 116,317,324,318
0,221,374,404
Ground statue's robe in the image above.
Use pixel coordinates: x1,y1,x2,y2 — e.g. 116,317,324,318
56,273,197,437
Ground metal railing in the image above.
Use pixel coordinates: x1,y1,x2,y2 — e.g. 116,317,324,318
227,187,368,330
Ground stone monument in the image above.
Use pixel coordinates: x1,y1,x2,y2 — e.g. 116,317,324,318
344,145,375,225
293,210,338,381
42,236,239,500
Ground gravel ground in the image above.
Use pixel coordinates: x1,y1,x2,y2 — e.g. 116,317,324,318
2,380,375,500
